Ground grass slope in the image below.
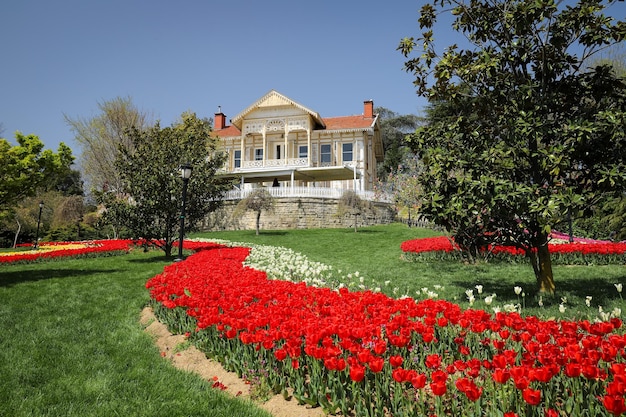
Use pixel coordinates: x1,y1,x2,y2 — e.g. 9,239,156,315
0,250,271,417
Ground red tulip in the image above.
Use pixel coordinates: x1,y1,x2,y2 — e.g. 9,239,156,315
522,388,541,406
274,348,287,361
389,355,404,368
349,364,365,382
368,356,384,373
603,394,626,416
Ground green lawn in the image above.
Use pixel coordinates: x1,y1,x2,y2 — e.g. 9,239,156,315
0,250,271,417
0,223,624,416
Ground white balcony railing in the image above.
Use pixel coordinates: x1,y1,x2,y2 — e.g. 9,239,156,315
223,186,390,203
240,158,309,170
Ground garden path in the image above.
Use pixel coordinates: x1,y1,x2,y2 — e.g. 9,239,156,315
141,307,325,417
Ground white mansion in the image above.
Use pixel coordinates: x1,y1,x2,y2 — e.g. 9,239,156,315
213,90,386,202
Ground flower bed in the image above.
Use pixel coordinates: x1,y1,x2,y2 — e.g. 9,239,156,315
401,236,626,265
147,242,626,416
0,239,135,264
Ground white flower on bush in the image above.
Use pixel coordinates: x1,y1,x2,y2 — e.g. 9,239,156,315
475,285,483,294
484,294,496,306
615,283,623,293
585,296,593,307
514,286,522,295
559,303,566,313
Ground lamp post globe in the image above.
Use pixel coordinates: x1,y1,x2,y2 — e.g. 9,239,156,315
175,163,193,262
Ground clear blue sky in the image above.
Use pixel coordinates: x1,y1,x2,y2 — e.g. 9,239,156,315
2,0,624,156
1,0,429,153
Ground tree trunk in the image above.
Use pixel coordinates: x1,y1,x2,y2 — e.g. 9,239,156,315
256,211,261,235
13,219,21,248
529,238,555,294
354,213,358,233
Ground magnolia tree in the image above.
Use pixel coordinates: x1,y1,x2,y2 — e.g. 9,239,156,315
398,0,626,293
114,112,230,256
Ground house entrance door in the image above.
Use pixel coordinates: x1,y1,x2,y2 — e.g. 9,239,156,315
275,144,284,160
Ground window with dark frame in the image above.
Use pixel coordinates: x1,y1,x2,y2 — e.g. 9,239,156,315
320,144,331,164
342,143,353,162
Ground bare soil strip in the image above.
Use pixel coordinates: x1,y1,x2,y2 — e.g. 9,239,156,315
140,307,325,417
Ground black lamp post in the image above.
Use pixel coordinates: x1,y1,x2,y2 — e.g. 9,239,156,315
175,163,193,262
34,201,44,250
565,172,574,243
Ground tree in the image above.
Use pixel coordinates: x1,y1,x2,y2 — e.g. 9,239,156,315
337,190,367,232
382,153,423,224
399,0,626,294
1,191,66,247
235,188,275,235
376,107,422,178
115,112,230,256
0,133,74,214
3,197,41,248
54,195,86,240
65,97,153,193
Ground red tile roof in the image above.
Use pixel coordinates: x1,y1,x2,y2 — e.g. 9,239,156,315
213,125,241,138
322,115,376,130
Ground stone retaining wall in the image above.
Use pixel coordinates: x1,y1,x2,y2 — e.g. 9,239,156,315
201,198,396,231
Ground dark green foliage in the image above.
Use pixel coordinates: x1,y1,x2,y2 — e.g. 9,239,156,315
375,107,421,178
114,113,231,256
398,0,626,292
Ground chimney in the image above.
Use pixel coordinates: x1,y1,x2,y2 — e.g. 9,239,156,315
214,106,227,130
364,100,374,118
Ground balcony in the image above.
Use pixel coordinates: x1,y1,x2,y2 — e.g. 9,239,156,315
239,158,309,170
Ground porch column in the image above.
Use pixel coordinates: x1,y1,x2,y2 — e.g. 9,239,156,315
291,170,295,195
240,136,245,169
307,130,311,167
240,175,245,199
262,129,266,167
284,125,288,166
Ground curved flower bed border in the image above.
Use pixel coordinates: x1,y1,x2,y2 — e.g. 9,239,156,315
401,236,626,265
0,239,135,264
147,243,626,417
